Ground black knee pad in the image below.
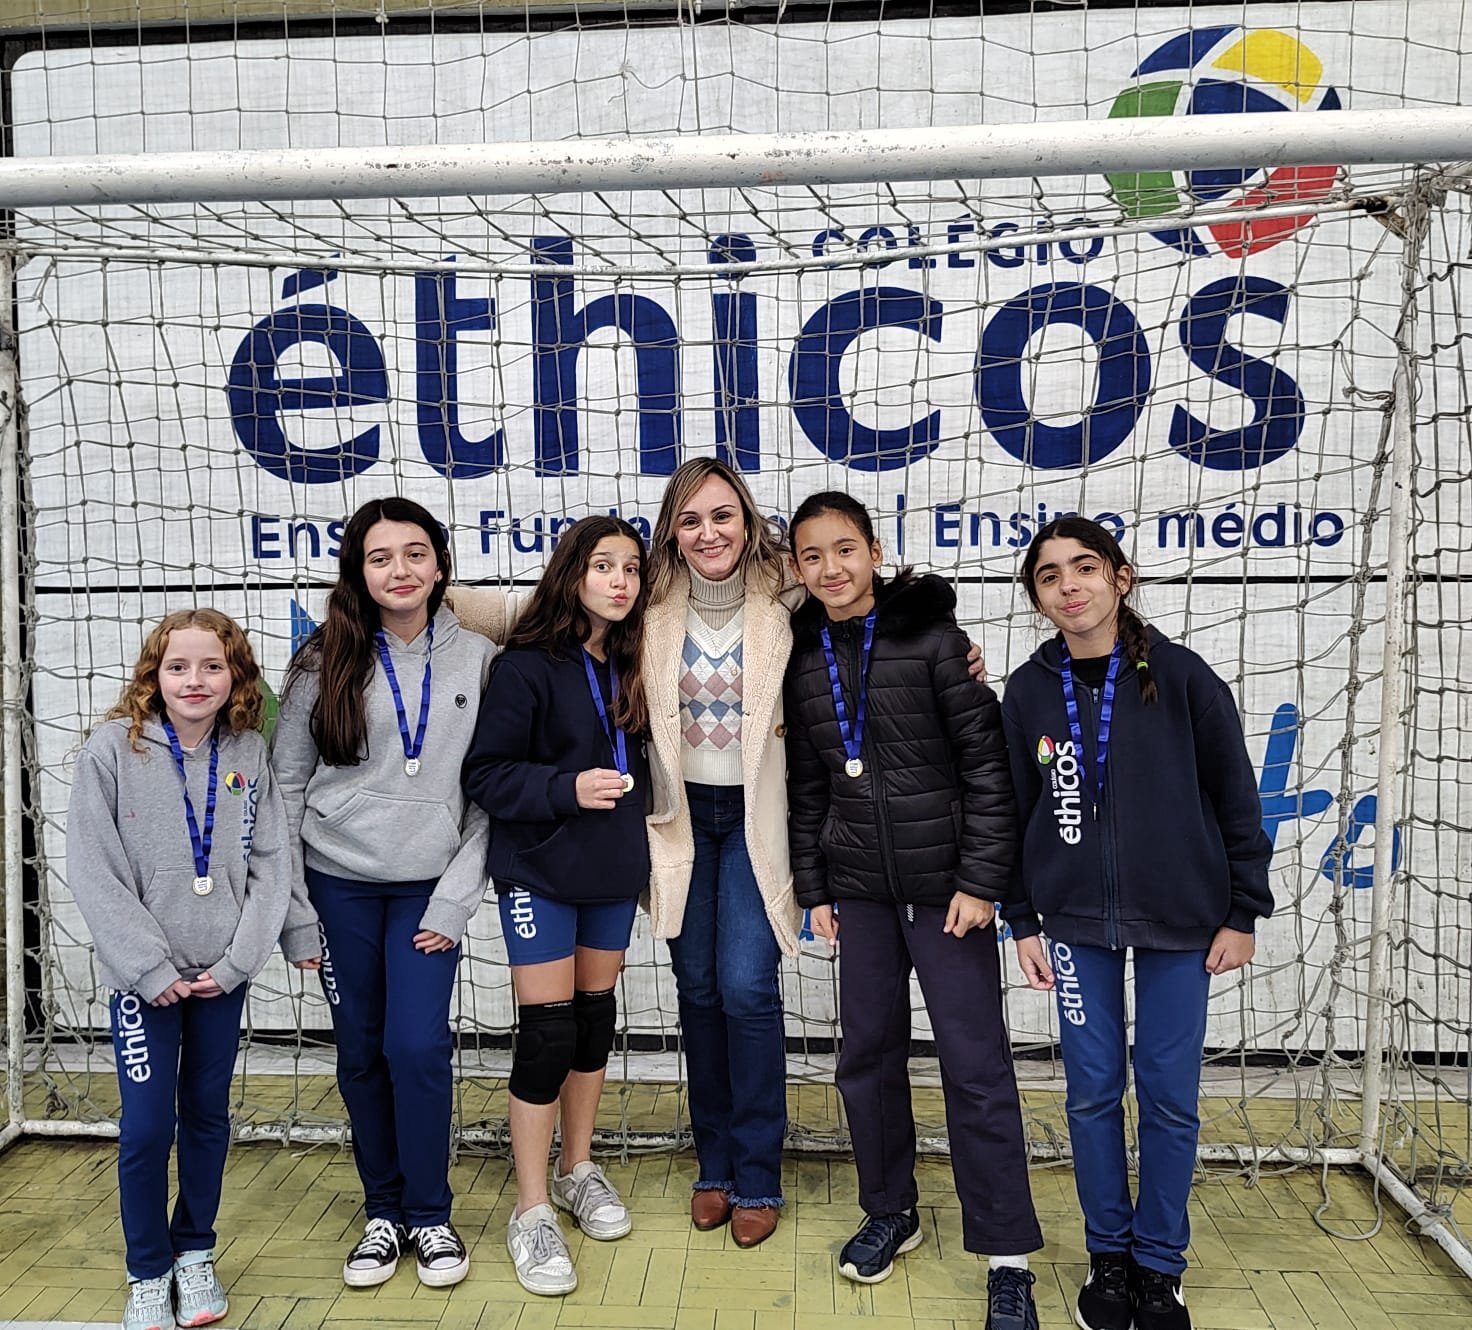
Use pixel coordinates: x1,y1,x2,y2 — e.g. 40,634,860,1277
571,987,619,1074
509,1000,577,1105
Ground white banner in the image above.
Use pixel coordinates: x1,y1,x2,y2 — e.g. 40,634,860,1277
13,4,1469,1046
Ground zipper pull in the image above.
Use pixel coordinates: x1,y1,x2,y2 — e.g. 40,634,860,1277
1093,803,1098,822
906,902,915,927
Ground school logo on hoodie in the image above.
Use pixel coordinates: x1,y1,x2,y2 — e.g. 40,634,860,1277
239,777,260,867
1041,737,1084,844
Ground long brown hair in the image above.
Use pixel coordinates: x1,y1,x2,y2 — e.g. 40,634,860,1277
648,457,787,604
285,497,451,766
108,609,266,751
1022,516,1158,705
506,516,650,734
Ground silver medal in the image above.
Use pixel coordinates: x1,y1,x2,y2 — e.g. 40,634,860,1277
404,758,421,777
844,757,864,779
620,773,635,794
192,874,214,897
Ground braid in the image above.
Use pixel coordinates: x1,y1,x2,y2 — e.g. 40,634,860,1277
1117,603,1158,705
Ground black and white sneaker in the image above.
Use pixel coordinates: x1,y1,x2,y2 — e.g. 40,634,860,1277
1131,1258,1191,1330
1076,1252,1132,1330
836,1209,923,1283
986,1266,1040,1330
411,1221,470,1287
342,1217,408,1288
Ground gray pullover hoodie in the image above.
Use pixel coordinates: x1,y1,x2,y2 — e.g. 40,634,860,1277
272,605,495,960
66,718,293,1003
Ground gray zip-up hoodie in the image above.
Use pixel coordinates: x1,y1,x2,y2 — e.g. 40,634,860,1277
272,605,495,960
66,718,293,1003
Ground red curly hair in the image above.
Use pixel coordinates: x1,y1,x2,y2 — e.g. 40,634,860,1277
107,609,266,751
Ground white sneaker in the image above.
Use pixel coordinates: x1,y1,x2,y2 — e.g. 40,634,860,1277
507,1203,577,1296
551,1160,633,1240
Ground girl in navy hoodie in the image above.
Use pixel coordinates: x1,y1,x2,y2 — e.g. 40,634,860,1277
1003,517,1273,1330
784,492,1043,1330
463,515,650,1298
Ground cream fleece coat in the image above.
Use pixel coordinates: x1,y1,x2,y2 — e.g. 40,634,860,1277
447,573,802,955
643,565,803,956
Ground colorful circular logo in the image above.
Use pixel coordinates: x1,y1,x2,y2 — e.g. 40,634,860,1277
1105,25,1341,258
223,771,246,795
1037,736,1056,765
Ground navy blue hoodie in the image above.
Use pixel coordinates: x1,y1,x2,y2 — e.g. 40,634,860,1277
1001,628,1273,951
463,641,650,905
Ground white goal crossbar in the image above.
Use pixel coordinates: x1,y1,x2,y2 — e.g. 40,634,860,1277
1,105,1468,1283
0,109,1467,207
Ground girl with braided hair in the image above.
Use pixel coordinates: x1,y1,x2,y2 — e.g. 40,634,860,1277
1002,517,1274,1330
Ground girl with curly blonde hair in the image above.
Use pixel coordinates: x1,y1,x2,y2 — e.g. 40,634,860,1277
69,607,292,1330
107,608,267,748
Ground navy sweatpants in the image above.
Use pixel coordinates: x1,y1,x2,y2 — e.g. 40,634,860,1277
1052,941,1211,1276
111,984,248,1280
835,899,1043,1255
308,868,461,1228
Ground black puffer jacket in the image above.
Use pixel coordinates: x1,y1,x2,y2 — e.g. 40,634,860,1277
784,572,1016,909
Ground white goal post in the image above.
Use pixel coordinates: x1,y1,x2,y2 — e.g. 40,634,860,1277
1,3,1469,1285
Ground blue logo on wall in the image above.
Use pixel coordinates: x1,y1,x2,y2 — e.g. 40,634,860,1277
227,226,1306,479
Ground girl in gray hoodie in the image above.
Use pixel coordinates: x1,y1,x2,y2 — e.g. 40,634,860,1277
67,608,291,1330
271,496,494,1292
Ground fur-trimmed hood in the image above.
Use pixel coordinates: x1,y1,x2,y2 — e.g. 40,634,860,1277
790,571,957,649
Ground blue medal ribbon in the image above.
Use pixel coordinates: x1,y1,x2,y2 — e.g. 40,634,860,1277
162,718,219,894
375,620,434,775
582,648,630,788
1060,642,1123,821
820,609,877,778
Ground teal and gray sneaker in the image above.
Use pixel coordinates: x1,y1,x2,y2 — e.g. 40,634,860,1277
120,1273,173,1330
171,1250,228,1327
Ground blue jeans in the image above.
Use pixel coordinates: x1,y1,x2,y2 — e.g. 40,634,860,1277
1053,941,1211,1276
112,984,248,1280
666,783,786,1207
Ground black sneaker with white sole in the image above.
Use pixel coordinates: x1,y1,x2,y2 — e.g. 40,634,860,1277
411,1221,470,1287
1076,1252,1132,1330
836,1210,923,1283
343,1217,409,1288
1131,1257,1191,1330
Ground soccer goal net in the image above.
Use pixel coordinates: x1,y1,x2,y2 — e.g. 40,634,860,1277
0,0,1468,1276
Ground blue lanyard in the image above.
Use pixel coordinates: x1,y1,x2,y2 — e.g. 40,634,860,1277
375,620,434,775
820,609,877,778
582,648,629,780
162,719,219,893
1059,642,1123,821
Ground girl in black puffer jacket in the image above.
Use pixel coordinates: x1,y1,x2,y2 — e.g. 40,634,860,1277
782,492,1043,1326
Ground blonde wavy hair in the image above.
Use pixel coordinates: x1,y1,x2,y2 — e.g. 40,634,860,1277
648,457,787,604
107,609,266,751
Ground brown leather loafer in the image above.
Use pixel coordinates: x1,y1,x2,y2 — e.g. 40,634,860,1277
691,1189,732,1231
730,1205,780,1248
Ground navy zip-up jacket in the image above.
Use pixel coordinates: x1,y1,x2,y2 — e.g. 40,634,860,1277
463,641,650,905
1001,628,1273,951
